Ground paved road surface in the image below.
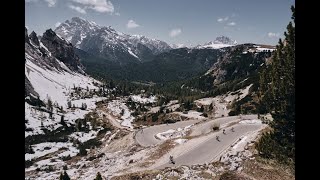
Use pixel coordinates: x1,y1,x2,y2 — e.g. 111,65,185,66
135,115,257,147
189,114,257,136
134,114,264,168
156,123,263,169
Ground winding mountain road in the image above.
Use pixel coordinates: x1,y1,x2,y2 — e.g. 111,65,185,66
156,123,264,168
134,114,265,168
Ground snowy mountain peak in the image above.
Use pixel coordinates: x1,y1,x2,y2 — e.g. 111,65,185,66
170,43,187,49
128,34,172,54
55,17,171,63
55,17,101,47
71,16,85,22
70,17,99,28
196,36,237,49
213,36,237,45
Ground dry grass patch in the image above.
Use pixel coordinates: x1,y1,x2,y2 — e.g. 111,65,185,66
211,161,225,167
111,170,159,180
219,171,251,180
241,157,295,180
147,140,175,161
198,170,214,179
138,161,154,168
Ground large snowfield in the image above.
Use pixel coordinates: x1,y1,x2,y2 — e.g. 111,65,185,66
25,58,100,109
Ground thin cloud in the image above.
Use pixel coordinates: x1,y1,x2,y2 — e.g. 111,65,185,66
127,20,140,29
68,4,86,14
169,28,182,37
267,32,280,38
70,0,114,13
217,16,229,22
44,0,56,7
227,22,236,26
115,12,120,16
26,0,56,7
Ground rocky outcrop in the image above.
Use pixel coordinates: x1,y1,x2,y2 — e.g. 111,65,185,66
55,17,171,64
25,74,39,98
40,29,83,73
29,31,40,46
25,27,30,43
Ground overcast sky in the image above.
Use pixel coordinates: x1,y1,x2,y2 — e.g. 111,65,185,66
26,0,295,46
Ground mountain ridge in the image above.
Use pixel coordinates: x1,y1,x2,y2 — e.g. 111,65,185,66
55,17,171,64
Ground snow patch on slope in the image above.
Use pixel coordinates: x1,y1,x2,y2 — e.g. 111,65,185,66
25,59,100,108
155,125,193,140
200,43,234,49
106,99,135,129
25,142,79,161
130,94,157,104
195,84,253,118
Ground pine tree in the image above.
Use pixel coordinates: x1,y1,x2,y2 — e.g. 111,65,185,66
59,171,70,180
47,98,53,118
81,103,87,110
200,105,204,112
60,115,66,126
94,172,103,180
209,103,213,111
37,96,41,108
67,101,72,109
257,6,295,164
120,109,125,116
76,119,82,131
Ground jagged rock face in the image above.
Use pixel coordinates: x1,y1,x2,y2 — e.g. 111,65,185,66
55,17,101,47
25,29,64,72
55,17,172,64
29,31,40,46
128,35,172,55
25,75,38,98
134,43,154,62
41,29,83,72
25,27,30,43
79,27,141,65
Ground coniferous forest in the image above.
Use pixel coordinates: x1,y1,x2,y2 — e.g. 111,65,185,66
256,6,295,166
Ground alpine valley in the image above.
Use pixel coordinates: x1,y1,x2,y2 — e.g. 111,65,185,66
25,10,294,180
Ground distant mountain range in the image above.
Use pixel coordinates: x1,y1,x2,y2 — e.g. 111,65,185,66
53,17,275,84
55,17,171,64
